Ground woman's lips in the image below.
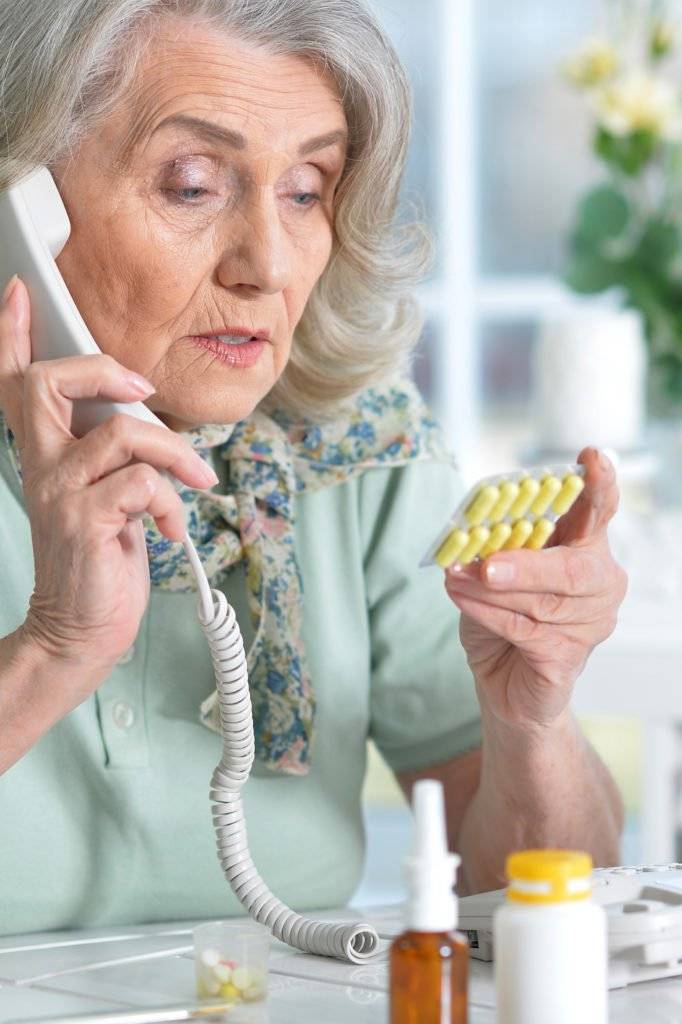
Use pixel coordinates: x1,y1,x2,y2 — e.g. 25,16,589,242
188,335,267,368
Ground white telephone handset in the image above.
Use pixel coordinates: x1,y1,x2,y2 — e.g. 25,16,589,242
0,165,379,965
0,165,169,439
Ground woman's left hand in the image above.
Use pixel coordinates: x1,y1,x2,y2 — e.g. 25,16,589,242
444,447,628,729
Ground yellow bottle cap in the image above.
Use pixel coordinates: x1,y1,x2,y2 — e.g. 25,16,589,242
505,849,593,904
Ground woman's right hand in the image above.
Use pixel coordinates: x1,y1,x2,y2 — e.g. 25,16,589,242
0,275,218,703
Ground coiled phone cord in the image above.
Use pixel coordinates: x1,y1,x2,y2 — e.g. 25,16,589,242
182,532,380,965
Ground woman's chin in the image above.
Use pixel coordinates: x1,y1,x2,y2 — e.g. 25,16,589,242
145,345,285,430
148,388,270,432
146,344,286,428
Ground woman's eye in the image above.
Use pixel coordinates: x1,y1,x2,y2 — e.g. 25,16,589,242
166,186,210,204
161,187,321,208
292,192,320,207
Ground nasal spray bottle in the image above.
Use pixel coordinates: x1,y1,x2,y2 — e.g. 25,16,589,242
389,779,468,1024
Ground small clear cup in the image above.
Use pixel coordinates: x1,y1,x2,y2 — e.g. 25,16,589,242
193,920,270,1006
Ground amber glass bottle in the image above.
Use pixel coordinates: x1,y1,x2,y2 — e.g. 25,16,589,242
389,780,468,1024
390,929,468,1024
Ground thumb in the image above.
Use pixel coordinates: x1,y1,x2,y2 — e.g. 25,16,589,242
551,447,619,547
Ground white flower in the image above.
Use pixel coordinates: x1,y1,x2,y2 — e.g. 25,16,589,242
563,37,618,88
591,70,682,141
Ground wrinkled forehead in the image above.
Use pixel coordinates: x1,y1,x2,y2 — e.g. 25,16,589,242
114,21,347,166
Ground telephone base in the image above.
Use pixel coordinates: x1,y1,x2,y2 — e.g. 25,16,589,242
459,864,682,989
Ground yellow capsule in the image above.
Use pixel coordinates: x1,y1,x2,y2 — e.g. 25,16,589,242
479,522,513,559
488,480,520,523
458,525,490,565
526,517,556,550
434,528,470,568
552,473,585,515
503,518,534,550
507,478,541,519
529,475,563,516
464,484,500,526
219,982,240,1002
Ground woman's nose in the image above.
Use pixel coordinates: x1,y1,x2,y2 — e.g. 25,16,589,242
217,192,291,295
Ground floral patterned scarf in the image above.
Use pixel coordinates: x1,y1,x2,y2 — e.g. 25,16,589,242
2,378,452,776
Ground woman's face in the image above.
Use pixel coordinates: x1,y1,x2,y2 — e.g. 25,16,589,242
52,21,348,430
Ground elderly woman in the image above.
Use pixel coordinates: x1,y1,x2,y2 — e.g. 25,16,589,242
0,0,626,935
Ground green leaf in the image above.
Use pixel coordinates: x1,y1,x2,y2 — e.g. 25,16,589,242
563,252,623,293
652,353,682,402
619,266,682,359
594,127,658,176
621,265,664,307
575,184,630,242
635,218,680,270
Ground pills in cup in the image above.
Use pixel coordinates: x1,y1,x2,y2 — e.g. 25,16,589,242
196,948,267,1003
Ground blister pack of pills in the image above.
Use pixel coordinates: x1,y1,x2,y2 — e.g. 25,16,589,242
421,464,587,569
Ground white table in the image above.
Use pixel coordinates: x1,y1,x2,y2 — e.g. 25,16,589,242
3,908,682,1024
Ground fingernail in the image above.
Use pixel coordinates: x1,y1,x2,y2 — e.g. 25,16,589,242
6,276,26,333
2,274,18,307
125,372,156,396
196,461,219,486
485,559,515,586
446,563,473,579
597,448,610,470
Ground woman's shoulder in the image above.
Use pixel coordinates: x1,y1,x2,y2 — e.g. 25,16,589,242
286,378,464,561
285,376,456,485
342,375,454,466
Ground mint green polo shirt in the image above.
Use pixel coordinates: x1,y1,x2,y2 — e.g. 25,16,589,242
0,431,481,936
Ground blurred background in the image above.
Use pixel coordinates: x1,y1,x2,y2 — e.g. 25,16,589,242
353,0,682,906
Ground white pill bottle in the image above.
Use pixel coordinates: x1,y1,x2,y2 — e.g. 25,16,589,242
494,850,607,1024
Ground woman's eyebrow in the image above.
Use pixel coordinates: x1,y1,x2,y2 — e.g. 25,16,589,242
151,114,347,155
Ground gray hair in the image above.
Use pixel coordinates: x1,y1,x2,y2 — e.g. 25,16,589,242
0,0,431,418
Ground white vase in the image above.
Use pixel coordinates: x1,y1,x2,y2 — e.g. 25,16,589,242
532,305,647,454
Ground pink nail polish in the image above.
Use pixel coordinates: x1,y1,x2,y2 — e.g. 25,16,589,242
125,373,156,396
6,277,26,333
2,274,18,307
486,561,515,585
198,463,219,486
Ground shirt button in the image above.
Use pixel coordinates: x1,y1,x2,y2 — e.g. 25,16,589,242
112,701,135,730
117,645,135,666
